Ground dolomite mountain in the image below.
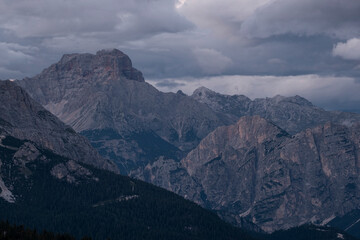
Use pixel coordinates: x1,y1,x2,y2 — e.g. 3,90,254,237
18,49,360,174
18,49,232,174
0,80,116,173
169,116,360,232
16,49,360,233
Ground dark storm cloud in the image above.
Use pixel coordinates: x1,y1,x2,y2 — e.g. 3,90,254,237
240,0,360,39
0,0,192,39
0,0,193,77
0,0,359,111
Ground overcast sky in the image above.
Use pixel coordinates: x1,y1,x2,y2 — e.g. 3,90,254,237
1,0,360,112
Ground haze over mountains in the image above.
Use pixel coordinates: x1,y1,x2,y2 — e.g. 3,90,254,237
11,49,360,237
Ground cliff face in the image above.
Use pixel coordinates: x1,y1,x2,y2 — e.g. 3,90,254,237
172,116,360,232
0,80,117,172
18,49,145,132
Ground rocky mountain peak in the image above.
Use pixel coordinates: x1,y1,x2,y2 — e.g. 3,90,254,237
176,90,187,96
17,51,232,173
190,87,358,134
268,95,314,107
17,48,145,107
192,86,217,98
191,86,252,116
270,95,287,103
32,48,144,85
192,86,250,101
96,48,126,57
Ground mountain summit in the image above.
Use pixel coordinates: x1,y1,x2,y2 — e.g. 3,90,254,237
18,49,230,174
59,49,144,82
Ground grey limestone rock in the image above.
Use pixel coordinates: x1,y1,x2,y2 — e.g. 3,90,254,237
51,160,98,184
0,80,117,173
169,116,360,232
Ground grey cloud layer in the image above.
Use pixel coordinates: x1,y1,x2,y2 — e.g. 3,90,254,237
240,0,360,39
0,0,191,39
0,0,359,111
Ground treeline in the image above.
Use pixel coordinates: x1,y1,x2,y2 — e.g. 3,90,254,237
266,224,358,240
0,141,256,240
0,221,92,240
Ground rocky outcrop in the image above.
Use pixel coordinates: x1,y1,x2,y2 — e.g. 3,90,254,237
0,80,117,172
191,87,360,134
162,116,360,232
51,160,99,184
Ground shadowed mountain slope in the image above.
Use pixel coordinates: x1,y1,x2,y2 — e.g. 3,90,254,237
0,80,116,172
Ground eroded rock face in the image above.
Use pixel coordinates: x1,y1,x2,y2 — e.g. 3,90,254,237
166,116,360,232
0,80,117,172
13,142,42,164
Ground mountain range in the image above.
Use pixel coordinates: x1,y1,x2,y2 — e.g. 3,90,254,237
2,79,355,240
11,49,360,237
18,49,231,174
0,80,258,240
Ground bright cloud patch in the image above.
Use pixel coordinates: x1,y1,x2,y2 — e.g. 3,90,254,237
333,38,360,60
